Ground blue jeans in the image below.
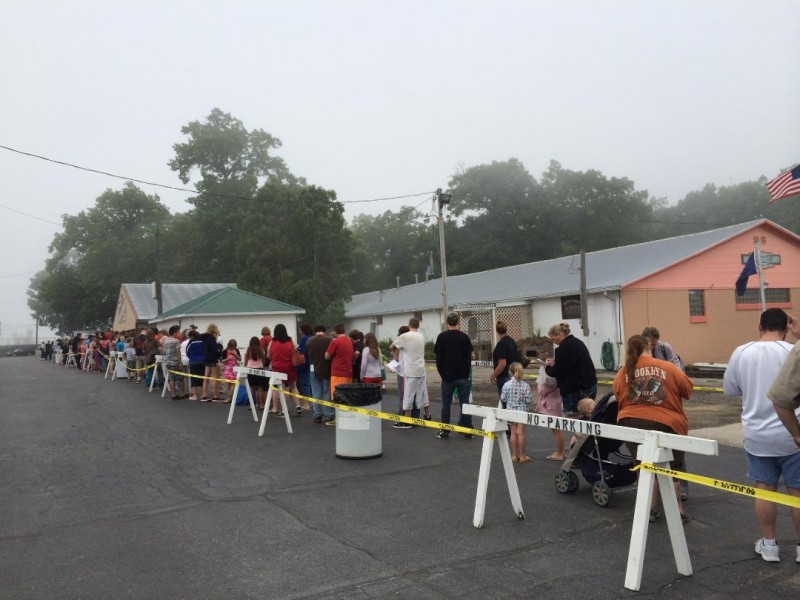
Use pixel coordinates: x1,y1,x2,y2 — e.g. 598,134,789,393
297,370,312,400
310,375,334,420
396,374,420,418
561,385,597,414
441,378,472,428
496,375,510,408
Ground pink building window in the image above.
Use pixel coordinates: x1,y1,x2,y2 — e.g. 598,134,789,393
688,290,706,323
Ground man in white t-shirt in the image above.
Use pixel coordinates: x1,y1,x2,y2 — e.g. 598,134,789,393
723,308,800,564
390,317,430,428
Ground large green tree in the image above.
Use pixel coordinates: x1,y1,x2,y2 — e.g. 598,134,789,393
349,206,437,293
167,109,353,323
28,183,172,333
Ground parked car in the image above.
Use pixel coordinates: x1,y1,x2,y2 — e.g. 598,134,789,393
6,347,35,357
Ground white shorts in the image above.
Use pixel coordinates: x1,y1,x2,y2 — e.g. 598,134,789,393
402,376,429,411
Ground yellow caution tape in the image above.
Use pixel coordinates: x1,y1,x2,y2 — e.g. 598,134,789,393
165,368,237,384
270,385,495,438
633,463,800,508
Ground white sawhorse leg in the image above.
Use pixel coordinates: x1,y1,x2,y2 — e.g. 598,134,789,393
105,353,115,379
624,432,691,591
226,378,259,424
473,413,524,528
258,377,293,436
160,360,170,398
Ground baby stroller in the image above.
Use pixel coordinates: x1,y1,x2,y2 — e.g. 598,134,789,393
553,393,638,507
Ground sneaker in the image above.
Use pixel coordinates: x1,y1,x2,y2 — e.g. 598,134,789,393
425,414,432,421
755,538,780,563
393,422,412,429
313,416,323,423
463,433,474,439
324,419,336,426
680,512,691,524
436,430,449,440
649,508,660,523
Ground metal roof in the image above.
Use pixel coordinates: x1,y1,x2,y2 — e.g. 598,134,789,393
346,220,766,318
123,283,237,320
154,286,304,320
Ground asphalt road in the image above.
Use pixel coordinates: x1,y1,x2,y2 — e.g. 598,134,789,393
2,357,798,599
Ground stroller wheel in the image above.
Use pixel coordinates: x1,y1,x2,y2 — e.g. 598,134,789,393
555,470,579,494
592,481,612,507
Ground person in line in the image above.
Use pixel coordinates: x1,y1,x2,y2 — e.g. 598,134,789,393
613,334,693,524
200,324,222,401
768,313,800,450
489,320,520,402
143,328,161,387
325,323,354,427
501,362,533,462
259,326,272,369
391,325,419,421
723,308,800,563
434,312,474,440
360,332,383,385
350,330,364,383
244,336,268,410
267,324,305,415
390,317,430,429
642,326,683,369
307,325,334,424
536,364,565,460
220,339,240,403
545,322,597,416
162,325,184,400
296,323,313,400
186,330,205,401
643,325,689,500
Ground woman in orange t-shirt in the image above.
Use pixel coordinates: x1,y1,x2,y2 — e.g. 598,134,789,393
613,334,693,522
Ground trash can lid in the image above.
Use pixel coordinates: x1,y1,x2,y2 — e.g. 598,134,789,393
333,383,382,406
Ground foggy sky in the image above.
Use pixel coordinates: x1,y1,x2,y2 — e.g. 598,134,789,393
1,0,798,341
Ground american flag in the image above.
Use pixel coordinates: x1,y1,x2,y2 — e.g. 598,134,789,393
766,165,800,203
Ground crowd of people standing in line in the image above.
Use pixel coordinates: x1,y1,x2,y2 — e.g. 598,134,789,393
39,308,800,563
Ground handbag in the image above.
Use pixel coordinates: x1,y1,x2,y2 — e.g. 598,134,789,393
291,346,306,367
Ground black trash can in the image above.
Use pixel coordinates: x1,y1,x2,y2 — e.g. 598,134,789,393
333,383,383,459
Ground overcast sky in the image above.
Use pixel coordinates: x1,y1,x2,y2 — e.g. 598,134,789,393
1,0,797,342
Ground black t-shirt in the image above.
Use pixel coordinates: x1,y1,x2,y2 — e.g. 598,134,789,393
434,329,474,381
492,335,519,378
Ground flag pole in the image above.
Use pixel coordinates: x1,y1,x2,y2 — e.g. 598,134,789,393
754,239,767,312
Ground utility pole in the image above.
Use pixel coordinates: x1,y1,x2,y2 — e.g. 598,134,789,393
436,188,451,330
580,249,589,336
155,225,163,316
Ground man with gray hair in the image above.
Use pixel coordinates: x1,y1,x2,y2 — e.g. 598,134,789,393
434,312,474,439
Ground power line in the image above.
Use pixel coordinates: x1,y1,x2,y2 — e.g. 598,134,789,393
0,144,434,205
0,204,60,226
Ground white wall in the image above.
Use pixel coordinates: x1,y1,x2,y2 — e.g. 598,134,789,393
151,314,299,350
346,309,442,344
530,291,622,370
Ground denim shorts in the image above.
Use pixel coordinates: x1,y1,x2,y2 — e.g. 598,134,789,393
746,451,800,488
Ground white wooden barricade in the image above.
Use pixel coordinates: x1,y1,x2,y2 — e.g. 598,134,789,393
105,351,117,379
462,404,718,592
160,357,173,398
225,367,291,433
55,349,62,366
82,351,91,372
65,350,77,369
149,355,163,392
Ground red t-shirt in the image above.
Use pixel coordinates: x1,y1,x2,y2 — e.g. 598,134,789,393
327,335,354,377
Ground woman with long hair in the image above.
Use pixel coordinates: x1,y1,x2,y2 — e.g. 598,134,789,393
200,323,222,401
244,336,267,410
360,332,383,384
267,323,307,415
613,334,694,523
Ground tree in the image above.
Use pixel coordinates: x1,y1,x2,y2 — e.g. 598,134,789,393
349,206,437,293
28,183,172,333
167,109,354,323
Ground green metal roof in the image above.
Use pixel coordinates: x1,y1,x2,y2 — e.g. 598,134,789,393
155,286,304,319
